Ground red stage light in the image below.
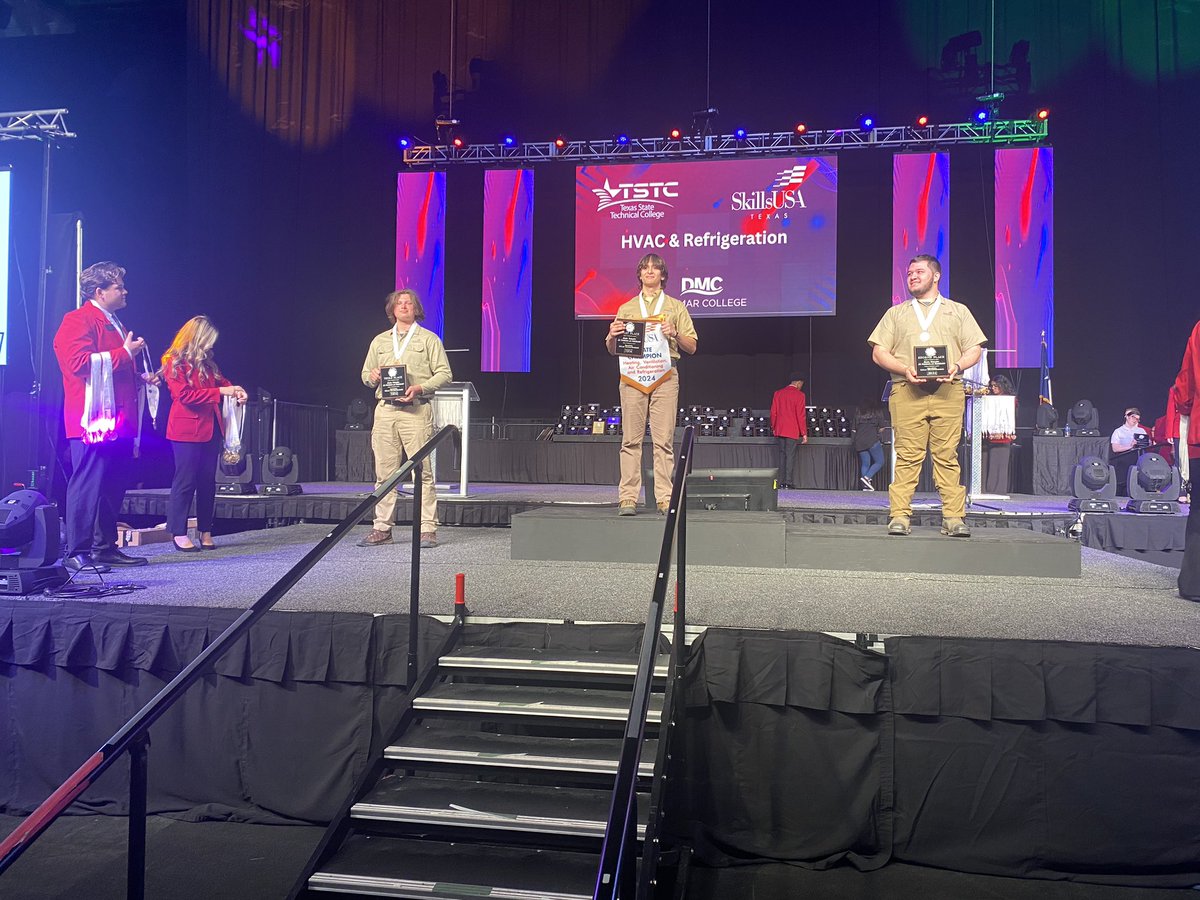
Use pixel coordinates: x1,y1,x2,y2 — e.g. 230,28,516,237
451,135,465,149
794,123,807,135
668,127,682,140
1034,108,1050,121
554,136,567,148
916,115,930,127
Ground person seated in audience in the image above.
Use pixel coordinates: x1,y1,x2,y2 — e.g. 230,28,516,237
1110,407,1148,455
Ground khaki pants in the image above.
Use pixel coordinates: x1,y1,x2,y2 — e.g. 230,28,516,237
371,400,438,532
888,380,966,519
618,370,679,506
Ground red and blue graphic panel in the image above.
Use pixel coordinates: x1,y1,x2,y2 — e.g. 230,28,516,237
995,147,1054,368
574,156,837,318
395,171,447,338
892,152,949,304
481,169,534,373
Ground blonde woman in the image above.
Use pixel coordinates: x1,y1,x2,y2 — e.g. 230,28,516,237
161,316,247,551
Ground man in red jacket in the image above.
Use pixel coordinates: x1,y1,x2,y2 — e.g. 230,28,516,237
770,372,808,489
52,261,151,573
1171,318,1200,601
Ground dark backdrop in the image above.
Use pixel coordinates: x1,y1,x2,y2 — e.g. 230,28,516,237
1,0,1197,492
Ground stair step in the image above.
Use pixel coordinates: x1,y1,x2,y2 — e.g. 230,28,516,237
352,774,648,839
442,647,669,678
387,722,657,777
415,683,663,723
309,834,597,899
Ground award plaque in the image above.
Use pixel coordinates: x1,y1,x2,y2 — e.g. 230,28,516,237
615,320,647,357
380,365,408,400
914,345,950,379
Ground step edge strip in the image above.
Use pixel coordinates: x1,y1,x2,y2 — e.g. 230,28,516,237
308,872,590,900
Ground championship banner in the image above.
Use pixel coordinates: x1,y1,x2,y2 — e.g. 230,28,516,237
575,156,837,319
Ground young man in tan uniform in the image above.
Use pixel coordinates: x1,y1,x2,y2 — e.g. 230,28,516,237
867,255,986,536
359,289,453,547
605,253,698,515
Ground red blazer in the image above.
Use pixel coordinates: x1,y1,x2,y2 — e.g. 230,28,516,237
770,385,808,440
52,303,139,440
164,360,231,443
1171,319,1200,455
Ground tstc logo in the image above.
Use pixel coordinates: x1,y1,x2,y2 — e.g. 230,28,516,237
592,178,680,212
680,275,724,296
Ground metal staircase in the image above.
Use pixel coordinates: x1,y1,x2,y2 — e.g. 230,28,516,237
293,631,674,900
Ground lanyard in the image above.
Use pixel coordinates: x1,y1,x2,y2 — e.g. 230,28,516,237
638,292,664,319
391,322,419,361
911,296,942,341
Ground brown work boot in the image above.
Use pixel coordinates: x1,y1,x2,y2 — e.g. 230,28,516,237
357,529,393,547
618,502,637,516
420,532,438,548
657,501,670,515
940,517,971,537
886,516,911,536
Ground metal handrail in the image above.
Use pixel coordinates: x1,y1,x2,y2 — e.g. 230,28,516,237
594,425,694,900
0,424,458,893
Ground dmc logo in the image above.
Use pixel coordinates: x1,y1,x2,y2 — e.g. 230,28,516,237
592,178,680,212
680,276,724,296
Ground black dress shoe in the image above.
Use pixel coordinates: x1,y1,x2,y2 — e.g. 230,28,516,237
91,547,149,567
172,539,201,553
63,553,111,574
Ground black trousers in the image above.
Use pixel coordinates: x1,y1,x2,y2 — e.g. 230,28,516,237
168,435,221,536
982,443,1012,494
777,437,800,486
66,438,134,556
1180,455,1200,599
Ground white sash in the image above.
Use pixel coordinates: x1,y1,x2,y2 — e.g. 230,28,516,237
618,294,673,394
1180,414,1190,482
222,396,245,462
82,352,117,443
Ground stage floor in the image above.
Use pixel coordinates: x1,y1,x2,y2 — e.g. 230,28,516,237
29,510,1198,648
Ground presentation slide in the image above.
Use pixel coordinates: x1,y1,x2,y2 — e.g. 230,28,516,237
0,169,9,365
574,156,837,319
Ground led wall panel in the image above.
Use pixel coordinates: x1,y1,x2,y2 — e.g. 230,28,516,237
892,152,949,304
0,168,10,365
995,147,1054,368
395,171,447,338
481,169,533,372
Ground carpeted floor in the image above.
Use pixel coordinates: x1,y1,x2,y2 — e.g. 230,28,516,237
26,519,1198,647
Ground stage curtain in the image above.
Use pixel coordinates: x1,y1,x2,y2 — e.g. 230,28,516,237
669,628,893,870
0,600,449,824
886,636,1200,886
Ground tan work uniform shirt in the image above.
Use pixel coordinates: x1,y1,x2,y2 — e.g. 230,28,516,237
361,325,453,401
866,296,987,382
610,293,698,360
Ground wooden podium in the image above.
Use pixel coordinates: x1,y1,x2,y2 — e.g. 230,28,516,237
431,381,480,497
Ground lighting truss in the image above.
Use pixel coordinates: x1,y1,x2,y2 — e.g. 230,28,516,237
402,119,1048,166
0,109,75,142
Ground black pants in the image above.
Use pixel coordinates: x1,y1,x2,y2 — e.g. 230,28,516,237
777,437,800,486
982,443,1012,494
66,438,133,556
168,436,221,536
1180,455,1200,599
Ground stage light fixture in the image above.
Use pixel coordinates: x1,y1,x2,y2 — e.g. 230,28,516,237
397,136,412,150
217,451,258,495
502,134,518,148
451,135,467,149
794,122,808,135
260,446,303,496
733,127,748,140
1068,456,1119,513
554,135,567,149
1065,399,1101,435
0,490,67,594
667,127,682,140
346,397,371,431
1033,107,1050,121
974,108,991,123
615,133,630,145
1035,403,1061,435
916,115,930,127
1126,453,1181,514
858,114,875,131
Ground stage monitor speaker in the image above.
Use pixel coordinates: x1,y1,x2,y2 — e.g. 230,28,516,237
686,468,779,511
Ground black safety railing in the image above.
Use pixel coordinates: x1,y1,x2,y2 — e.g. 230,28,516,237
0,424,459,897
594,424,694,900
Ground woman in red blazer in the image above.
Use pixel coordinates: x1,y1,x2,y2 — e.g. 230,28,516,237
160,316,247,551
